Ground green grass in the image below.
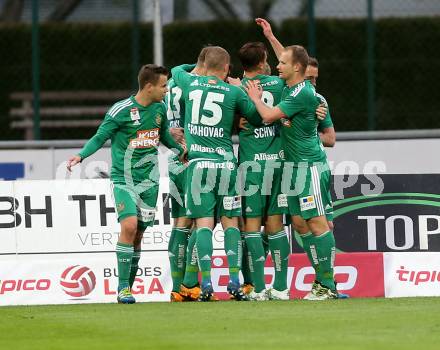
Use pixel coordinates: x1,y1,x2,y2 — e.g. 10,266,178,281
1,298,440,350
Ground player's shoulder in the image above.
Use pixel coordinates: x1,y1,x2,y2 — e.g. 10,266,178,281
315,92,328,106
106,97,134,118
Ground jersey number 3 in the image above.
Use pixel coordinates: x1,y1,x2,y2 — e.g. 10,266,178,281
189,90,224,126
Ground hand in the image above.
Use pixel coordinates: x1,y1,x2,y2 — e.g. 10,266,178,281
227,76,241,86
255,18,274,38
245,80,263,102
67,155,81,172
316,103,327,121
238,117,249,131
178,144,188,164
169,127,184,144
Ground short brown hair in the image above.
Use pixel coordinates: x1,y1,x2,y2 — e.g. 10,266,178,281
204,46,230,71
285,45,309,75
197,46,211,65
138,64,168,89
308,57,319,68
238,42,268,71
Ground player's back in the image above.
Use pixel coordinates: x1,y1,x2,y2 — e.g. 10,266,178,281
239,74,284,163
184,75,251,162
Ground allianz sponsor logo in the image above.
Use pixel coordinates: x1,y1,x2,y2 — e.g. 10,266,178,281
190,144,226,156
187,123,224,138
196,161,234,170
254,153,279,161
396,265,440,286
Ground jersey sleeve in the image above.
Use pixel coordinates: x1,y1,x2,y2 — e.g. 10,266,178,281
78,111,120,160
159,104,184,155
318,110,333,131
170,64,196,92
316,93,334,131
276,92,304,120
236,87,262,127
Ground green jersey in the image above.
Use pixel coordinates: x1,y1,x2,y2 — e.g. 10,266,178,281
277,80,326,164
164,77,185,129
316,92,334,132
239,74,285,163
171,64,256,162
78,95,182,184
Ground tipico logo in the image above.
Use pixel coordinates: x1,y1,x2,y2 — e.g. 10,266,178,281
60,265,96,297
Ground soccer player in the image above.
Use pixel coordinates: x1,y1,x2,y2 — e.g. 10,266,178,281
247,32,339,299
237,42,290,301
165,47,209,302
67,64,185,304
256,18,342,299
171,46,257,301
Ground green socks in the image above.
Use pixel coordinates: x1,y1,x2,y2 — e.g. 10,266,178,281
312,231,336,290
183,229,199,287
168,227,189,292
116,242,134,289
224,227,242,283
300,231,319,272
129,249,141,288
241,234,253,285
268,230,290,291
196,227,213,285
245,232,266,293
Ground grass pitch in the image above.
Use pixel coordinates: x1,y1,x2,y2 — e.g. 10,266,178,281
1,298,440,350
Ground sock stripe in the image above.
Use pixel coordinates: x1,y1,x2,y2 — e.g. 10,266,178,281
175,227,190,233
315,230,331,239
246,233,262,238
268,231,287,240
116,247,134,252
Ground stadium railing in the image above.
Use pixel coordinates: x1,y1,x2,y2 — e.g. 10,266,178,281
9,91,130,140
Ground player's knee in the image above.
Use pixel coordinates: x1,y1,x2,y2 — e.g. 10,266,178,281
292,216,308,234
121,217,138,239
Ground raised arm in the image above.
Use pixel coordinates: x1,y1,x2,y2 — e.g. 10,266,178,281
170,64,196,88
255,18,285,60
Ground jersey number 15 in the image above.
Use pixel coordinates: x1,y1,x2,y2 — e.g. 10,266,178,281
189,90,224,126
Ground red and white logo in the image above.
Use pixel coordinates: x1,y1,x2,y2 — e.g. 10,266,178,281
60,265,96,297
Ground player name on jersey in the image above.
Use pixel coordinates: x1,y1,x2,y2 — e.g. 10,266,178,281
187,123,224,138
254,125,276,138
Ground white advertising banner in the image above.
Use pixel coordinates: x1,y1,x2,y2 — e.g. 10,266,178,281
0,252,171,306
383,252,440,297
0,179,226,254
0,181,17,254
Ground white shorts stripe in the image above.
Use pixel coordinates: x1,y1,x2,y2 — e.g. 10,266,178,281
311,166,324,216
312,166,325,216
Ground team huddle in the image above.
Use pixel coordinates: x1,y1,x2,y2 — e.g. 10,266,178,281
67,18,346,303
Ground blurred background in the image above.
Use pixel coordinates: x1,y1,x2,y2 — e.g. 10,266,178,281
1,0,439,140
